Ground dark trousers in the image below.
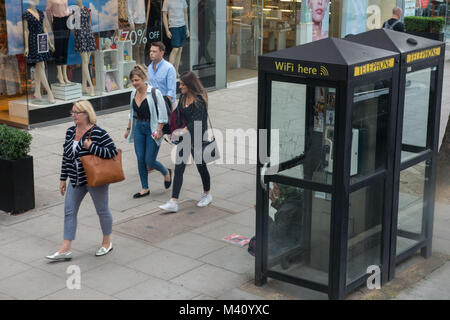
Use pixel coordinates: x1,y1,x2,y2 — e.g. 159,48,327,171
172,145,211,199
53,16,70,65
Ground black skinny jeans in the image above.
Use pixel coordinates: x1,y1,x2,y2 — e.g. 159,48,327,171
172,144,211,199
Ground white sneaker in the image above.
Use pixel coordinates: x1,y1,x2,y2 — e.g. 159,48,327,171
159,200,179,212
197,193,212,207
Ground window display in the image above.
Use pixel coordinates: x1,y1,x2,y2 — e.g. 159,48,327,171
46,0,72,85
124,0,150,65
23,0,55,104
0,0,216,127
162,0,189,76
72,0,97,97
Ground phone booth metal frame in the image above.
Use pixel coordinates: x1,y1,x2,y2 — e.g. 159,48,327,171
346,30,446,281
255,37,401,300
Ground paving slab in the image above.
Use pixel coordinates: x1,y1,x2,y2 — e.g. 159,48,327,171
80,263,151,296
11,214,65,239
114,201,233,244
0,254,33,281
44,225,110,253
223,208,256,228
0,236,60,264
126,249,204,280
218,288,265,300
199,245,254,276
156,232,227,259
0,225,29,245
28,249,109,279
114,276,201,300
170,264,250,298
0,268,67,300
193,221,255,243
39,286,117,300
91,234,160,266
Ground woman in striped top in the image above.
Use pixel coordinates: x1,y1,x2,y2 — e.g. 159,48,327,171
46,100,118,261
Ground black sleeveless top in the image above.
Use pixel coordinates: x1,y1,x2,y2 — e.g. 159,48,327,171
133,98,151,121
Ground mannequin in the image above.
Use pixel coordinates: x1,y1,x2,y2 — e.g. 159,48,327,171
46,0,71,85
23,0,55,104
126,0,150,65
73,0,96,96
162,0,189,76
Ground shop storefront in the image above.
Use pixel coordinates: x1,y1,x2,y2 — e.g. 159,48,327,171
0,0,222,128
0,0,448,128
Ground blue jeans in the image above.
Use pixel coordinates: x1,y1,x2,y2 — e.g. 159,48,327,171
134,120,168,189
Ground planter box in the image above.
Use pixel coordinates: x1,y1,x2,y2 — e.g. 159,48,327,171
0,156,35,214
406,30,445,41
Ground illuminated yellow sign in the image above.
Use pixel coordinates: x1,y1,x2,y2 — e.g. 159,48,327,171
354,58,395,77
274,61,329,77
407,47,441,64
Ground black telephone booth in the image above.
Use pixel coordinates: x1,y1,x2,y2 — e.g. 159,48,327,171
345,30,446,281
255,37,401,299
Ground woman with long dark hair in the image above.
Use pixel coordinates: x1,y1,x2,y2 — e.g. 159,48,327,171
159,71,212,212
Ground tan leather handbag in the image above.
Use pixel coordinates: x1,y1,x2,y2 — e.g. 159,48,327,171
80,128,125,187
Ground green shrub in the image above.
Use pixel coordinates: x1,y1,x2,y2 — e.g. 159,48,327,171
0,124,32,160
405,16,445,33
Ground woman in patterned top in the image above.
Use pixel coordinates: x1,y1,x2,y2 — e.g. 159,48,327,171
46,100,118,261
159,71,212,213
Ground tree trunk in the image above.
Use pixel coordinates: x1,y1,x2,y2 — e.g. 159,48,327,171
436,115,450,203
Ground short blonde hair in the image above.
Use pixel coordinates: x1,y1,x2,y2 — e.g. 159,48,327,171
73,100,96,125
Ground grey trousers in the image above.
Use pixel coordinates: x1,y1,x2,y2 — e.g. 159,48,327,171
64,182,113,241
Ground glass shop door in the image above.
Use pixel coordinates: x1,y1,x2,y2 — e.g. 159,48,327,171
260,76,337,289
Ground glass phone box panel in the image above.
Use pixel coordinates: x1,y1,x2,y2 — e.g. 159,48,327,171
266,182,331,286
270,81,336,185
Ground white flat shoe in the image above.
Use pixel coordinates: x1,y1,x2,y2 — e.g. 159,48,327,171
95,243,113,256
46,251,72,261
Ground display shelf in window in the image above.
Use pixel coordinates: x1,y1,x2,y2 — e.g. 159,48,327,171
117,40,136,89
94,48,121,95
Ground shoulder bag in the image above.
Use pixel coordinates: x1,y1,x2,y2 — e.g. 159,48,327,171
80,127,125,187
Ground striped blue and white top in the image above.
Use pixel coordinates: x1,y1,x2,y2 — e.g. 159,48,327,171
60,125,118,187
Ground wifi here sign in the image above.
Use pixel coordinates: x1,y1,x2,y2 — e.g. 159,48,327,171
273,60,330,77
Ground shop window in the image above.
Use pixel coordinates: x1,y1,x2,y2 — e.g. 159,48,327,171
0,0,218,127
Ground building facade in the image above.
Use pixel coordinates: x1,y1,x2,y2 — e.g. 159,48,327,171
0,0,448,128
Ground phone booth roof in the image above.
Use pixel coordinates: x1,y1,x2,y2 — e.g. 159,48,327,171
345,29,444,65
259,37,399,81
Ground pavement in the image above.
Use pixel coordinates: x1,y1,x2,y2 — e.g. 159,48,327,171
0,56,449,300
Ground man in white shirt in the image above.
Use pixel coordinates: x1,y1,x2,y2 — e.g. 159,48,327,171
162,0,189,76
